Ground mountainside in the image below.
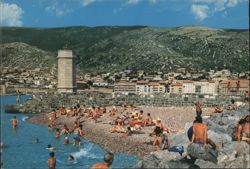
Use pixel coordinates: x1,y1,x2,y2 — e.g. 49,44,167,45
0,42,56,69
1,26,249,73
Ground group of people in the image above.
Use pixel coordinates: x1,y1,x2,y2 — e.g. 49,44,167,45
8,97,249,169
105,105,171,151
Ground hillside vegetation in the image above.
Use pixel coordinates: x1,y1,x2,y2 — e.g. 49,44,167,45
1,26,249,73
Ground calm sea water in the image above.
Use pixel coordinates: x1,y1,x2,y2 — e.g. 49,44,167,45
0,96,139,169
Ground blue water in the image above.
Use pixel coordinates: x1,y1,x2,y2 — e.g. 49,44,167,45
1,96,139,169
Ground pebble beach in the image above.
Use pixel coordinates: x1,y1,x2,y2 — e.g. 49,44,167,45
27,106,214,157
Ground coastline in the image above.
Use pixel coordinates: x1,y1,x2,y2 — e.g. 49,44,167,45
27,106,214,158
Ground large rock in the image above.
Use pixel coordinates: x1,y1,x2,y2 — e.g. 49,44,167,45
207,130,232,145
141,153,160,168
224,156,249,168
217,141,250,167
187,143,218,163
205,119,227,133
194,159,221,168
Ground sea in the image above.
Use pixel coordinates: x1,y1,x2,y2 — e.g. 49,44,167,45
0,95,139,169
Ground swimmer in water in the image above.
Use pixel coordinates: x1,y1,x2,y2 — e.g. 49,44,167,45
11,116,18,129
47,144,56,152
63,137,69,144
68,155,74,161
48,152,56,169
34,137,39,144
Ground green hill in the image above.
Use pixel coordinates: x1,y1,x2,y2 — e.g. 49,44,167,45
1,26,249,73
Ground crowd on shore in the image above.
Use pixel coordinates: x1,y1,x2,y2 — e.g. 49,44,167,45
4,97,250,169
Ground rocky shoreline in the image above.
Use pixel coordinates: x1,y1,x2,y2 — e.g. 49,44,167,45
135,107,250,168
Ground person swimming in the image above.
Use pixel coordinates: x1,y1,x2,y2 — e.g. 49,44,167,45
34,137,39,144
63,137,69,144
68,155,74,161
55,128,60,139
91,152,114,169
46,144,56,152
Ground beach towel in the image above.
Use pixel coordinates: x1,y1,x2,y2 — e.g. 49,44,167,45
168,146,184,156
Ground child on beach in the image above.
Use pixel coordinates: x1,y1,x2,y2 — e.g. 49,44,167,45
11,116,18,129
161,131,169,150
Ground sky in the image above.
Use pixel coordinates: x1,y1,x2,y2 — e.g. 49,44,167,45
0,0,249,29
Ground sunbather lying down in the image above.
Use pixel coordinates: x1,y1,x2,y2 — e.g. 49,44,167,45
110,125,126,133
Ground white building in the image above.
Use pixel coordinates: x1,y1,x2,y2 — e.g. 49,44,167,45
148,82,165,94
195,81,218,95
114,81,136,94
182,80,195,94
136,81,149,95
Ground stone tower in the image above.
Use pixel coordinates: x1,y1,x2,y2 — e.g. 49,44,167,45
57,49,77,93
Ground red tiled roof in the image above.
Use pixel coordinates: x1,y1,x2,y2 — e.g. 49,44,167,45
171,83,183,86
148,82,161,86
137,80,148,84
183,80,194,83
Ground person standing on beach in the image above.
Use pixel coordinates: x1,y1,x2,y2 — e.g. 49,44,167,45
11,116,18,129
48,152,56,169
91,152,114,169
195,102,202,117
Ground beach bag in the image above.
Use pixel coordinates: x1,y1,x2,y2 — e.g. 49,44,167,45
168,146,184,156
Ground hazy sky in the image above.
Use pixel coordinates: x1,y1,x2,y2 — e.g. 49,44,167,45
0,0,249,29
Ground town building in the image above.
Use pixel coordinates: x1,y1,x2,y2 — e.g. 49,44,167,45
195,81,218,95
148,82,165,94
218,79,249,95
136,81,149,95
182,80,195,94
170,82,183,94
114,81,136,94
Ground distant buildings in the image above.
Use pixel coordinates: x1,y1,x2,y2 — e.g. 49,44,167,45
114,78,249,96
113,81,136,94
1,63,249,97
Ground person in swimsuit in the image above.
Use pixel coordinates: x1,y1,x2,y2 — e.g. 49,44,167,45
191,116,207,147
11,116,18,129
153,118,164,151
237,115,250,143
64,137,69,144
91,152,114,169
55,128,60,139
48,152,56,169
72,127,81,146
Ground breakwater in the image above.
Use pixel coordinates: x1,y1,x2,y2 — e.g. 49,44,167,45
4,92,244,114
